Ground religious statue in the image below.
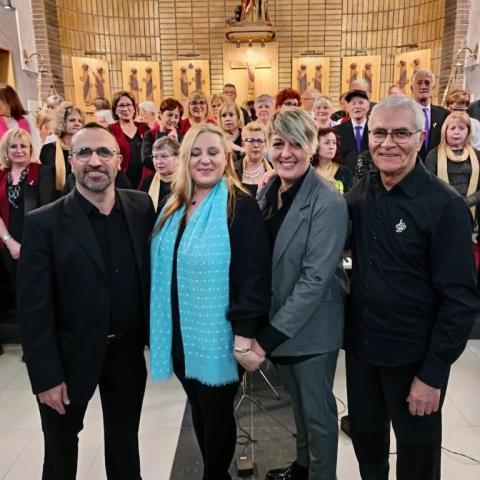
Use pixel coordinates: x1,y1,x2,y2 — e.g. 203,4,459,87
246,62,255,100
314,65,323,93
128,67,141,103
194,67,203,91
92,66,106,99
297,64,308,94
180,67,189,99
240,0,271,24
397,59,408,90
363,62,373,93
143,66,156,101
80,63,93,105
347,62,358,89
411,58,420,85
225,0,275,43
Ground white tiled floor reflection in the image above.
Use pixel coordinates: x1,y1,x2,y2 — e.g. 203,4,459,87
1,342,480,479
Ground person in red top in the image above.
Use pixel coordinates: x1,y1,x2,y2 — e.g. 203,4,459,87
178,90,215,135
109,91,149,189
0,128,55,352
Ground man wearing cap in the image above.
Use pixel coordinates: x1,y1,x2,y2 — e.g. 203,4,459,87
411,70,449,161
334,90,370,171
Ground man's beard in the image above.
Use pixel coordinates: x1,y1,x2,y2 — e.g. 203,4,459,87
77,167,114,192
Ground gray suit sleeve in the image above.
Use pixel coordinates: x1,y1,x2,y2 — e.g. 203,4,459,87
270,193,349,338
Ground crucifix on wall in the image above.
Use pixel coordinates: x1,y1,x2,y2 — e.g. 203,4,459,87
230,58,271,100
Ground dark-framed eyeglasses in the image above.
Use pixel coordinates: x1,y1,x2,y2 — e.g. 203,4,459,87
244,138,265,145
72,146,119,162
117,103,134,109
369,128,422,144
191,100,207,107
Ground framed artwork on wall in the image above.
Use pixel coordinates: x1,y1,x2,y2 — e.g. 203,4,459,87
393,49,432,96
291,57,330,97
71,56,111,111
121,61,162,106
341,55,382,102
172,60,210,101
223,42,278,105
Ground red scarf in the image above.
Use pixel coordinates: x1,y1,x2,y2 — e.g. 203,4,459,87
0,163,41,230
0,116,31,138
109,121,149,173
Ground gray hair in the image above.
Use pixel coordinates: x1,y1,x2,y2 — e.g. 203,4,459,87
266,107,318,156
254,94,274,106
313,95,333,109
350,79,370,92
152,136,180,156
369,94,425,131
139,101,157,114
412,70,435,86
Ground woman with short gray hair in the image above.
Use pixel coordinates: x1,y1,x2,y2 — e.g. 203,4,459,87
254,107,349,480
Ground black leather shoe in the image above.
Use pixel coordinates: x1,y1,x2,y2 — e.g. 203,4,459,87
264,461,308,480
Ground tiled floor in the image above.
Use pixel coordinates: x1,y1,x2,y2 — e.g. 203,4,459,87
1,343,480,479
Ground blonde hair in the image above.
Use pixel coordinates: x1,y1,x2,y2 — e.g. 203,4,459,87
0,128,40,169
266,107,318,157
440,111,472,149
445,89,471,108
36,110,53,130
241,121,266,140
53,102,85,137
186,90,212,121
217,102,244,130
313,95,333,110
154,123,247,233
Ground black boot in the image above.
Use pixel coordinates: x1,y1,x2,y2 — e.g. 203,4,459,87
264,461,308,480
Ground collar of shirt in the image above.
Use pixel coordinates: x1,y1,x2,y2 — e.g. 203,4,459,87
373,158,429,199
351,119,367,130
265,167,310,210
75,188,122,217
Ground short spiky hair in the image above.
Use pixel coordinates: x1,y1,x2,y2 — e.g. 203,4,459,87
266,107,318,157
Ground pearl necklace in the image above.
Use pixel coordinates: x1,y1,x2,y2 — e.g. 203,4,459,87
243,162,265,179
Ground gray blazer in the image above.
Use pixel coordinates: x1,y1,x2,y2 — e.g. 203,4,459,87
257,167,349,357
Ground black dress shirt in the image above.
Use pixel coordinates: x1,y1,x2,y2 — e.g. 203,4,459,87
76,190,143,334
126,132,143,189
345,160,480,388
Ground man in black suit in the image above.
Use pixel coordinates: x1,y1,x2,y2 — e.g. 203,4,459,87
411,70,449,161
334,89,370,171
18,123,155,480
468,98,480,121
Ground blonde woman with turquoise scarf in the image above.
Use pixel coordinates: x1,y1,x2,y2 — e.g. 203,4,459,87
150,123,271,480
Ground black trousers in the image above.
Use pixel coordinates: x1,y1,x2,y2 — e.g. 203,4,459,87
345,348,448,480
38,333,147,480
174,358,240,480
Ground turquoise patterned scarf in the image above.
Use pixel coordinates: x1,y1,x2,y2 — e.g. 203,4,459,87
150,179,238,385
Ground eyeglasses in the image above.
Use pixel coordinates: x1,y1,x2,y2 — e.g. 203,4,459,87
450,107,468,112
244,138,265,145
117,103,134,109
369,129,422,144
191,100,207,106
72,147,119,162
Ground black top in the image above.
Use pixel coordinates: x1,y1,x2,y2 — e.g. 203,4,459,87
76,190,143,335
126,132,143,189
333,164,354,194
139,173,172,211
141,130,185,172
40,142,71,177
345,160,480,388
256,169,310,360
168,192,272,362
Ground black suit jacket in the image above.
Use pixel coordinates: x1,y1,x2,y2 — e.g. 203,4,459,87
418,104,450,161
334,121,369,164
18,188,155,403
468,100,480,122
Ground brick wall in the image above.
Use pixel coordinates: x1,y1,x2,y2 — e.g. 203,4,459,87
35,0,472,105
